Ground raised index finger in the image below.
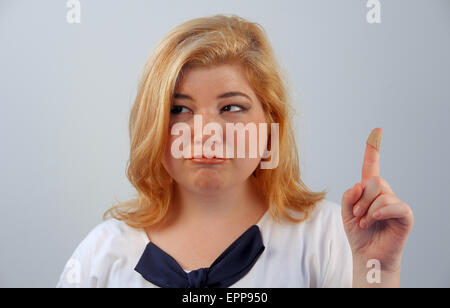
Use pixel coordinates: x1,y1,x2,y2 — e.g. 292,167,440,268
361,128,383,187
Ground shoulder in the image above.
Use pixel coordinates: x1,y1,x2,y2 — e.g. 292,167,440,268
307,198,343,227
266,199,352,287
301,199,349,247
82,218,141,245
268,198,346,249
306,199,353,287
282,198,343,232
56,219,145,287
71,218,145,260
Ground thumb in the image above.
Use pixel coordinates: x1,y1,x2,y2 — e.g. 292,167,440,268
341,183,364,222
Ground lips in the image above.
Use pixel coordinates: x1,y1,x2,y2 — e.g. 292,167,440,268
192,154,227,159
188,155,228,164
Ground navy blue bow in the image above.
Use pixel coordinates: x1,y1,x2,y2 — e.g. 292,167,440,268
134,225,265,288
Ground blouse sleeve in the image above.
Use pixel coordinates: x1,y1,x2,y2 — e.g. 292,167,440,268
320,202,353,288
56,224,105,288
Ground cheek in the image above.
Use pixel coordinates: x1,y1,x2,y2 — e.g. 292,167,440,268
240,114,269,160
161,136,179,175
231,155,261,178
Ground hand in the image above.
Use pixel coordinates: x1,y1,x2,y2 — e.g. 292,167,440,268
341,128,414,281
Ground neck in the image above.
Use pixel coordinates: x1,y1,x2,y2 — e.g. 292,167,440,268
170,179,267,229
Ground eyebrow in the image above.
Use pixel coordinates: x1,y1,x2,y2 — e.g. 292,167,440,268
173,91,252,102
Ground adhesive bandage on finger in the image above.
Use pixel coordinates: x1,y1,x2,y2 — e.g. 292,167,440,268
366,128,382,152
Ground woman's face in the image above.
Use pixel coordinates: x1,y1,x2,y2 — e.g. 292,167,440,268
162,63,267,195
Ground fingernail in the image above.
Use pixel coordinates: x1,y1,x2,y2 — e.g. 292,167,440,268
366,128,383,152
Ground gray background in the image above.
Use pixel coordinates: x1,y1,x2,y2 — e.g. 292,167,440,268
1,0,449,287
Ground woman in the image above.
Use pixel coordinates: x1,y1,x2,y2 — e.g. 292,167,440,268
57,14,413,288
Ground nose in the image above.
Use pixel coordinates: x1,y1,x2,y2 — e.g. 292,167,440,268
193,112,225,144
192,112,225,147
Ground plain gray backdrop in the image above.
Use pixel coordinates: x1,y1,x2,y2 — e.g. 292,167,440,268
1,0,449,287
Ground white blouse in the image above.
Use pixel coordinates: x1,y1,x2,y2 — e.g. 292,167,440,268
56,199,353,288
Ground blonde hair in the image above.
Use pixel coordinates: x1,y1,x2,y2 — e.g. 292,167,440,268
103,14,327,228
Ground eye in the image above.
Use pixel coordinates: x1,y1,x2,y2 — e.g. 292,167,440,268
170,105,191,115
221,104,248,113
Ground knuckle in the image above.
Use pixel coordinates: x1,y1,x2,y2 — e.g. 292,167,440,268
377,193,392,206
373,175,384,187
381,179,392,192
371,176,391,192
367,176,380,189
343,188,351,199
404,203,414,217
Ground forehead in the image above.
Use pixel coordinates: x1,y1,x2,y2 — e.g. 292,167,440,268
175,63,253,95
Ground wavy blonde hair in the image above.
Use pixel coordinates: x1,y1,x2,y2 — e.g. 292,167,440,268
103,14,327,228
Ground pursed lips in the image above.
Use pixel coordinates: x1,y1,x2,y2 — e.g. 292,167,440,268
187,155,228,164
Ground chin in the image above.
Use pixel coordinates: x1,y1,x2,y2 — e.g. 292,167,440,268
192,175,224,193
